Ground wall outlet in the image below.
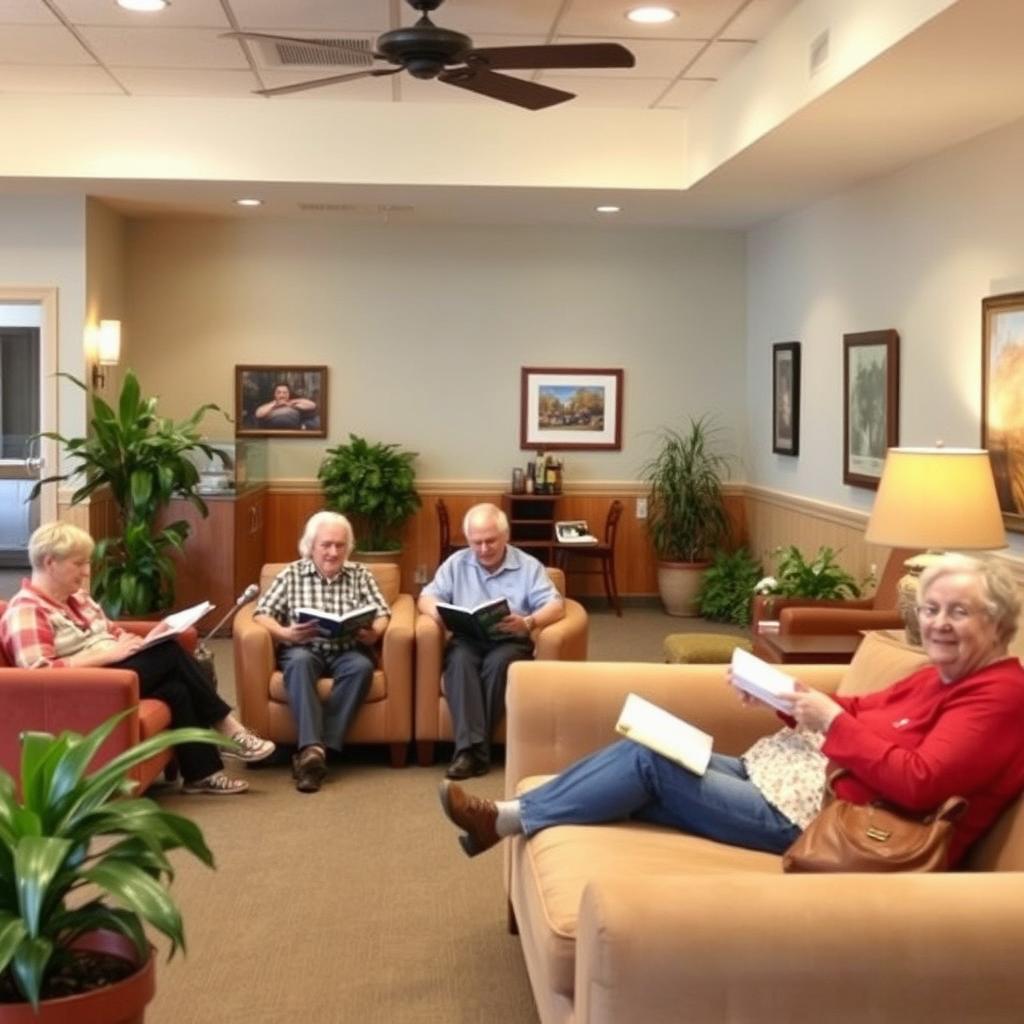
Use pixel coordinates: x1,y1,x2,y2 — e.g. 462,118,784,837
636,496,648,519
414,565,428,584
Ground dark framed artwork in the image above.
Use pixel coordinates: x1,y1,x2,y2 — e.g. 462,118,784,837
520,367,623,450
981,290,1024,532
843,330,899,489
772,342,800,456
235,365,327,438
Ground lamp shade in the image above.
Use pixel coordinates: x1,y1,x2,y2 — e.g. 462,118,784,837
864,447,1006,550
97,319,121,366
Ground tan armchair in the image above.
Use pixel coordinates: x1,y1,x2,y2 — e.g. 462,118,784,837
751,548,913,660
414,565,588,766
232,562,415,767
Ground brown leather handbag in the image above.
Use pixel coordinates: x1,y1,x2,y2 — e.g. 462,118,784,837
782,771,968,873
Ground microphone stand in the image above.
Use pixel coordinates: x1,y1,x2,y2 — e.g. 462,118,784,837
194,584,260,690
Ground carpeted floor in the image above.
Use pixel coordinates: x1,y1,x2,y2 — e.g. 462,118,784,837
146,605,747,1023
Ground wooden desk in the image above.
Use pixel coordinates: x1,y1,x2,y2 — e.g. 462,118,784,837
757,633,864,665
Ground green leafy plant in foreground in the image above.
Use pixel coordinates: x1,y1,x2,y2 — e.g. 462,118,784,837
697,547,765,626
0,712,231,1009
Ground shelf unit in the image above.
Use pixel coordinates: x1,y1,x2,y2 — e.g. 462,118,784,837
502,492,559,565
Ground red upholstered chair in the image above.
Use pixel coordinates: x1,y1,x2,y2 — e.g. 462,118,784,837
0,599,194,794
554,499,624,616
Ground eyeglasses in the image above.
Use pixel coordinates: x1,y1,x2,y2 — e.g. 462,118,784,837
916,602,981,623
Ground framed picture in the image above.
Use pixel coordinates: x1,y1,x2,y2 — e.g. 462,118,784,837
235,365,327,438
520,367,623,451
981,291,1024,532
843,330,899,489
772,342,800,456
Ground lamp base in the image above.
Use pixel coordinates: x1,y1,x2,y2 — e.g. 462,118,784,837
896,551,945,647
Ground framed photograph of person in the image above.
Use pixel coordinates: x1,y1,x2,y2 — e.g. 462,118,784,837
772,342,801,456
981,290,1024,532
843,330,899,489
520,367,623,451
235,365,327,438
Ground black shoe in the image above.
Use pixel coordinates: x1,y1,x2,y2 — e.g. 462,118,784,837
292,747,327,793
445,749,488,780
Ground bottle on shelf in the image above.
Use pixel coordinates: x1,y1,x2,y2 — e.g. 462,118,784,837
535,450,547,495
525,462,536,494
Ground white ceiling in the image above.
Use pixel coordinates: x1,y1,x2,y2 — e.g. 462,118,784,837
0,0,797,109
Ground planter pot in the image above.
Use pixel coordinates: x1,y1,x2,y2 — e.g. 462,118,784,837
352,549,402,565
0,931,155,1024
656,560,709,617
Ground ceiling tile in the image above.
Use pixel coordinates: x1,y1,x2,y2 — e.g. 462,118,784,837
0,0,59,25
78,26,249,68
55,0,228,28
535,73,673,108
0,63,120,92
726,0,799,38
0,25,92,64
115,67,261,96
656,77,715,108
560,0,747,39
228,0,389,33
544,37,703,78
687,39,754,78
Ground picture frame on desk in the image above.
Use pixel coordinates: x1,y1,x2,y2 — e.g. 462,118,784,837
235,365,327,438
981,290,1024,533
772,342,800,456
520,367,623,451
842,330,899,489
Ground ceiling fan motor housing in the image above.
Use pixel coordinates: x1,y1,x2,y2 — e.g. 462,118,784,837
376,24,473,79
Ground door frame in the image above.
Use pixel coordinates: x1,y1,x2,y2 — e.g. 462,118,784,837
0,287,59,526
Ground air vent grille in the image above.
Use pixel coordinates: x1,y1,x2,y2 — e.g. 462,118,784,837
261,38,374,69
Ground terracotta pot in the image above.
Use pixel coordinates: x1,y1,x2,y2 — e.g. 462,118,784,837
0,931,155,1024
352,549,402,565
656,560,709,617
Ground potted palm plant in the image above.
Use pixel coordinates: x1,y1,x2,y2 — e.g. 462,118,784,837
318,434,421,557
33,372,225,617
640,415,733,616
0,711,229,1020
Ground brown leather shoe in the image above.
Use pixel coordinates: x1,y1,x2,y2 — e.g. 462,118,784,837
292,746,327,793
438,780,500,857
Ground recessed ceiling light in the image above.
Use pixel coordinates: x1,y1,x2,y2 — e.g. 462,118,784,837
626,6,678,24
117,0,170,11
234,198,263,207
596,205,621,214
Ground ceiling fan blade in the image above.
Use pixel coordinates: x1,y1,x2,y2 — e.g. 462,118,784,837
465,42,635,71
256,67,401,98
222,30,372,56
439,67,575,110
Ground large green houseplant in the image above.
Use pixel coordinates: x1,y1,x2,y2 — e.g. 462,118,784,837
318,434,421,554
640,415,733,616
33,372,224,617
0,711,229,1017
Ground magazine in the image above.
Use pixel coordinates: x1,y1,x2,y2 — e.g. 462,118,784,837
555,520,598,544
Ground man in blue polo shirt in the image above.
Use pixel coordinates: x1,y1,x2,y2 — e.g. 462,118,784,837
419,503,565,780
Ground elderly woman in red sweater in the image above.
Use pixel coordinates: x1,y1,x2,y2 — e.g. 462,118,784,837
440,554,1024,868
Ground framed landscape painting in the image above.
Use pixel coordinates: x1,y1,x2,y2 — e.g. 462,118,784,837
981,290,1024,532
772,342,800,456
520,367,623,450
235,365,327,438
843,330,899,489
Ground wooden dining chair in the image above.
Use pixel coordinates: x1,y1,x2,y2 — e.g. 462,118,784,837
555,499,624,616
436,498,464,564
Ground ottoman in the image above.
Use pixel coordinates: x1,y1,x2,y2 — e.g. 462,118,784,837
663,632,752,664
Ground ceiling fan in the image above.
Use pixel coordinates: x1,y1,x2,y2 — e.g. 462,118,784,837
224,0,635,110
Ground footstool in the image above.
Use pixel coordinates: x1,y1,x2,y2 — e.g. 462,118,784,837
663,632,752,664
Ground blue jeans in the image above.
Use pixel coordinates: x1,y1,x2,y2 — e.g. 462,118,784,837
519,740,802,854
277,645,374,751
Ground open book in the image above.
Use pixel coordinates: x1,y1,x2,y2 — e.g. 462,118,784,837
137,601,214,650
615,693,713,776
435,597,511,644
296,605,378,640
730,647,797,712
555,520,598,544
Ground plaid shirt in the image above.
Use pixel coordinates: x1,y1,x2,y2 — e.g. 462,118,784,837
254,559,391,655
0,581,124,669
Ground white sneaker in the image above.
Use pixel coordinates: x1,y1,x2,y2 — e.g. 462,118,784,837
223,729,276,763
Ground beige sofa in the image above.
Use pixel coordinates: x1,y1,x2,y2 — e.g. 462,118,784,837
503,635,1024,1024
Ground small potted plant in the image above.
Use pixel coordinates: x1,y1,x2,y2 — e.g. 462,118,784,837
318,434,421,557
697,547,765,626
752,544,871,622
640,415,733,616
0,712,230,1020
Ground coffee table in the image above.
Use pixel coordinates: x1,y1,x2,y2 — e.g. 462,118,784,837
756,633,864,665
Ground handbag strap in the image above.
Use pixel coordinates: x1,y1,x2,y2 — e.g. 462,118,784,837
824,765,968,822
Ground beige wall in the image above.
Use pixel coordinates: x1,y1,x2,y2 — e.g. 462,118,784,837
85,198,128,403
124,220,747,484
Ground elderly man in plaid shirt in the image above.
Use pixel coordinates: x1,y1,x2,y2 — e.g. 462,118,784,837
254,511,391,792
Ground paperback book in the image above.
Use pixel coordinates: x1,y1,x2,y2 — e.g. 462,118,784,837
295,605,378,640
730,647,797,712
138,600,215,650
614,693,713,776
435,597,511,644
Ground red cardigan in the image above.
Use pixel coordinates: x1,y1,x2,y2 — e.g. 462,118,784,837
823,658,1024,866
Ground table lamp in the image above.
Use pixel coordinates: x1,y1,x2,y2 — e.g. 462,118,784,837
864,447,1007,644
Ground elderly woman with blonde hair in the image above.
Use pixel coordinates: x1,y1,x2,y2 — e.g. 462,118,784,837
0,521,274,794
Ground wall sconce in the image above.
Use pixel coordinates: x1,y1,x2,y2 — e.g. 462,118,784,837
91,319,122,389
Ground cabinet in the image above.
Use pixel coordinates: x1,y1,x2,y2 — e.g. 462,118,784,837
160,485,267,635
502,493,559,565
